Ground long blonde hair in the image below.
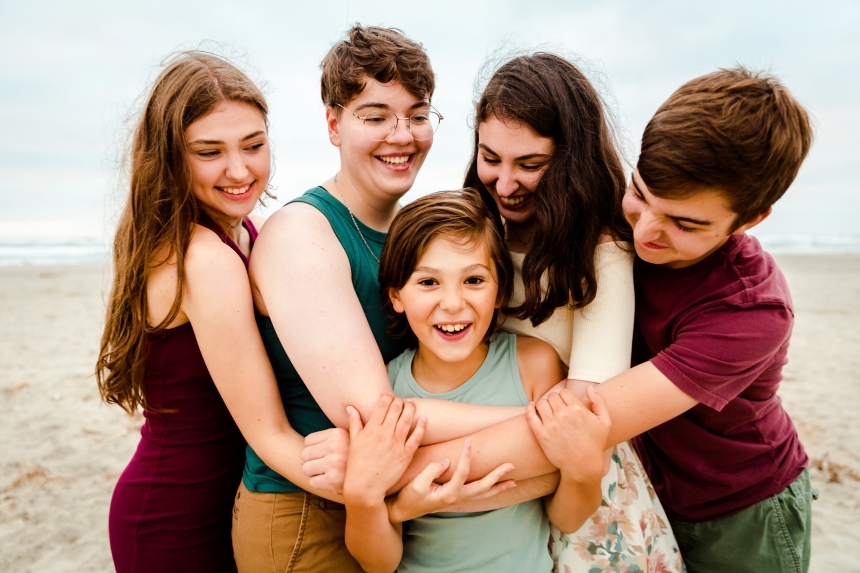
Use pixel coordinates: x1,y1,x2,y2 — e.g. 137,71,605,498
96,51,269,414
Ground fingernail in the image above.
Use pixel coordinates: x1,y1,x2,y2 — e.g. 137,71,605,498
465,438,472,447
406,398,415,403
440,458,450,467
420,416,427,423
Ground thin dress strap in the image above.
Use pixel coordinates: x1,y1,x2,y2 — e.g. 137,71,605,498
196,210,256,268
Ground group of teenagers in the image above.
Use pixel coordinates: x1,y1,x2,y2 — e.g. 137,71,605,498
96,24,816,573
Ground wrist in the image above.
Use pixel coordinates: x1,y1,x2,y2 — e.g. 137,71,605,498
385,495,407,524
343,485,386,509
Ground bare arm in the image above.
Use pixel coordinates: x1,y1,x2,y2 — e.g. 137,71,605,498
395,361,698,488
180,227,341,501
250,203,522,443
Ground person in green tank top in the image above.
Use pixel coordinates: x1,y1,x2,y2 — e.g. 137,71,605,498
232,26,538,572
340,189,611,573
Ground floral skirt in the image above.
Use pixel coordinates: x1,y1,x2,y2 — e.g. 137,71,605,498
551,440,685,573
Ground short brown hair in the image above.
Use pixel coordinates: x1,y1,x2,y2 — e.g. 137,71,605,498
637,66,813,227
320,25,435,109
379,188,513,348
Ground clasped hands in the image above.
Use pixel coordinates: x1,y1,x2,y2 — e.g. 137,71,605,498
301,386,609,522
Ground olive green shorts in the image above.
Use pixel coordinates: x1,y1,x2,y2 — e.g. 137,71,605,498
670,469,817,573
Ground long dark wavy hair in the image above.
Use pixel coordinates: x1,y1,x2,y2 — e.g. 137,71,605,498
464,53,631,326
96,51,270,414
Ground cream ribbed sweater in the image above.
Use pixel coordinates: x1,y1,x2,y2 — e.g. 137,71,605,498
500,242,635,382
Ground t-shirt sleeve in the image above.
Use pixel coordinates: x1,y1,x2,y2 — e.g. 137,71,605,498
651,302,793,410
567,242,635,382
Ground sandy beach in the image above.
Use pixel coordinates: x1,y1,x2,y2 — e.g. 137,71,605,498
1,255,858,572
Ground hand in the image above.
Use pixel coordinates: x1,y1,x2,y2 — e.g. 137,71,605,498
302,427,350,494
526,386,610,485
342,395,426,507
387,438,516,524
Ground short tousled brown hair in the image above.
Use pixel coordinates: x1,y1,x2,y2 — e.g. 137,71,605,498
379,188,513,348
637,66,813,227
320,24,435,109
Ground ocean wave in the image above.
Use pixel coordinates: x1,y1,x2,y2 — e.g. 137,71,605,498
0,238,108,266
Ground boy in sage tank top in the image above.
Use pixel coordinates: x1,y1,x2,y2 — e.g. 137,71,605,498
341,189,611,572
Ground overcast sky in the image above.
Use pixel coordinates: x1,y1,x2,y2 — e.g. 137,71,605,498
0,0,857,239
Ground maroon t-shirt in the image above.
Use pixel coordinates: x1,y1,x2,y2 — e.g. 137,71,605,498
630,234,808,522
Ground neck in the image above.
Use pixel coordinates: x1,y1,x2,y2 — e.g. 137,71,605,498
204,208,244,244
504,219,537,254
410,342,490,395
327,173,400,232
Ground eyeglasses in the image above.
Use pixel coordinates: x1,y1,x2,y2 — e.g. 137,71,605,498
336,104,443,141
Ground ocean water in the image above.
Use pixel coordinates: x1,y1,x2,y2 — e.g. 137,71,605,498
1,234,859,267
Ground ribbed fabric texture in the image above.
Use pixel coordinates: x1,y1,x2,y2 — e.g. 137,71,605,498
500,241,634,382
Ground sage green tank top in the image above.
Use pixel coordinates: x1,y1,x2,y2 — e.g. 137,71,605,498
389,333,553,573
243,187,407,493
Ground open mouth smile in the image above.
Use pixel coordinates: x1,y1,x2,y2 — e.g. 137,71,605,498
433,322,472,340
216,182,254,197
376,154,414,170
499,194,532,209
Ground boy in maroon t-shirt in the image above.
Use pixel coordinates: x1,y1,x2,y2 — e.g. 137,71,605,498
620,68,814,572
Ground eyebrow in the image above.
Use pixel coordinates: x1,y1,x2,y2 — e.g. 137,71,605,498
478,143,551,162
353,101,430,113
187,130,266,146
631,175,713,226
414,263,492,274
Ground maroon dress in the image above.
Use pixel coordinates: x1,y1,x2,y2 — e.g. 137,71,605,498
109,215,258,573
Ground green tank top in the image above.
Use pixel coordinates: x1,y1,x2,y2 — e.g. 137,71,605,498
389,333,553,573
243,187,408,493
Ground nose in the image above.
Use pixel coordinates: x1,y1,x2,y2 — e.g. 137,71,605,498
495,166,518,197
225,150,249,182
385,116,415,144
439,283,465,314
635,209,662,242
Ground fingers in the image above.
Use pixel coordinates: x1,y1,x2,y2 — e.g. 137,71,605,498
448,438,473,487
382,396,405,430
586,385,611,427
412,458,451,490
367,394,395,428
346,405,363,440
304,428,333,447
404,415,427,457
393,399,416,443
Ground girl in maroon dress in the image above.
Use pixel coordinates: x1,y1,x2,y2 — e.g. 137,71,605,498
96,52,324,573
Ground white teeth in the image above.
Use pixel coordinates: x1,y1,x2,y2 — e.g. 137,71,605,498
220,184,250,195
379,155,410,164
500,195,528,206
437,323,467,333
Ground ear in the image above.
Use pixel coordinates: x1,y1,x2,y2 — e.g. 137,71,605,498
732,209,772,235
389,288,405,314
325,106,341,147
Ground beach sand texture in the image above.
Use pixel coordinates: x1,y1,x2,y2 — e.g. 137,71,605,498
0,256,858,572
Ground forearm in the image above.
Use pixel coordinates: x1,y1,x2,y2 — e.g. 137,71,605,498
250,428,344,503
392,414,556,492
344,500,402,573
413,400,523,444
444,472,560,513
544,474,602,534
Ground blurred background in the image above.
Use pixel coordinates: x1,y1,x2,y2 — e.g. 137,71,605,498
1,0,858,263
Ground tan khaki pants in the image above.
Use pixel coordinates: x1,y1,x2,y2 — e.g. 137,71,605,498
231,482,364,573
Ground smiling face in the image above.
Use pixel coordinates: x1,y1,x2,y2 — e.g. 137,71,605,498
185,100,270,227
476,116,554,231
390,237,500,368
623,169,768,268
328,78,433,204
